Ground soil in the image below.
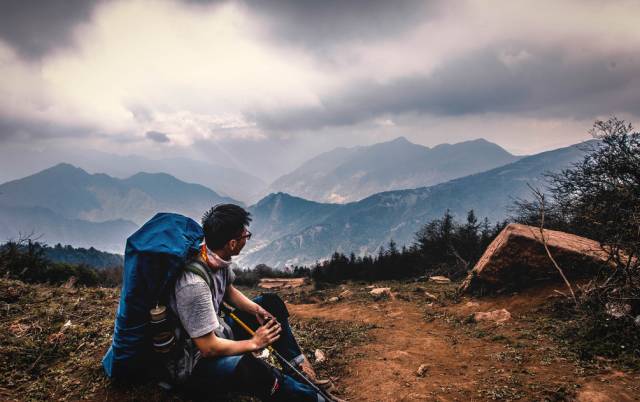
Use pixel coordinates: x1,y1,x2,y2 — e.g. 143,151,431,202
1,278,638,401
286,282,640,401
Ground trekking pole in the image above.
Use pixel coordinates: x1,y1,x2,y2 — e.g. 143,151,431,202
222,303,338,402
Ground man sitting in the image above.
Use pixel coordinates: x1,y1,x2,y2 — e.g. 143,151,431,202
169,204,329,401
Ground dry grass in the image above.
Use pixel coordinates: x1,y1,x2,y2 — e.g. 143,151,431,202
0,279,371,401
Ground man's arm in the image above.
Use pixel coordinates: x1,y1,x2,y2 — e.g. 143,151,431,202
174,277,279,358
225,284,259,313
193,318,281,358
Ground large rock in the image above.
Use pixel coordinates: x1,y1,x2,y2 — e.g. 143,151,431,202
258,278,308,289
369,287,392,300
428,276,451,284
472,309,512,324
459,223,610,294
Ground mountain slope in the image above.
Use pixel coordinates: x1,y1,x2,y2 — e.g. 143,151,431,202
248,192,342,241
83,154,267,204
0,149,266,204
0,164,242,251
268,137,521,203
0,205,136,253
240,141,591,267
0,163,239,226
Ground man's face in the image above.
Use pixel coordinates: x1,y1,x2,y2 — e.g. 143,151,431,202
227,227,251,256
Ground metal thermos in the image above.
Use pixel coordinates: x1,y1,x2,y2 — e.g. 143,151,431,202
150,305,175,353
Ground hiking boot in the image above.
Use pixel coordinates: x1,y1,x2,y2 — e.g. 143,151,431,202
299,355,331,387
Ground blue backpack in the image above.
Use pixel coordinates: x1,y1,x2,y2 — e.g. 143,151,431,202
102,212,203,381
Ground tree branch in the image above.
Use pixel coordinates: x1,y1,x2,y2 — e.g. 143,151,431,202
527,184,578,305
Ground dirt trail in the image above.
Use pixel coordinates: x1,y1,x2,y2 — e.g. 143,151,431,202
288,289,639,402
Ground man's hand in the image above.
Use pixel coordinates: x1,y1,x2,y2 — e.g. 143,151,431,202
225,285,277,325
255,305,276,325
251,318,281,350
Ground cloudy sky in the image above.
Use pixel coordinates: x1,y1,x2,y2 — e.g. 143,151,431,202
1,0,639,182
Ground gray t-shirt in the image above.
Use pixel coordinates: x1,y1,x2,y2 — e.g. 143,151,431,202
171,261,236,338
166,261,236,381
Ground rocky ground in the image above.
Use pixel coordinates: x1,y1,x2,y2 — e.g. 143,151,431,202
1,277,638,401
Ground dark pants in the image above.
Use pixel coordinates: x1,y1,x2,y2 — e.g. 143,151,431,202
185,294,321,401
228,293,304,364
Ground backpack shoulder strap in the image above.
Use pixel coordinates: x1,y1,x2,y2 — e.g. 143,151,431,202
184,260,212,288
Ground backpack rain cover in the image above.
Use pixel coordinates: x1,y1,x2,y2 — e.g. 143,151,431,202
102,212,203,380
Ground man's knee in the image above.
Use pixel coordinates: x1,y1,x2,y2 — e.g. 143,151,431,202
232,354,279,394
255,293,289,319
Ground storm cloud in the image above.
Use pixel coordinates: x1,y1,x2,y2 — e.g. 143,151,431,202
145,131,170,143
250,45,640,131
1,0,640,182
0,0,99,60
240,0,433,56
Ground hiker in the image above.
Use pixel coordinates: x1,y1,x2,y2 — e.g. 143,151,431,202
169,204,330,401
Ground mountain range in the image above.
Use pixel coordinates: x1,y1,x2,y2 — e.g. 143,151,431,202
0,149,266,204
0,139,593,265
238,141,592,267
268,137,521,203
0,205,136,253
0,164,239,252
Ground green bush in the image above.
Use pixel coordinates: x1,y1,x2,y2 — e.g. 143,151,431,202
1,240,121,287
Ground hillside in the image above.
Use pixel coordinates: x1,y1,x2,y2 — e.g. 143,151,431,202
248,192,342,242
0,206,136,254
0,149,266,205
0,164,239,252
1,278,636,401
39,243,123,269
0,163,240,225
78,154,267,205
268,137,521,203
0,141,590,265
241,141,591,267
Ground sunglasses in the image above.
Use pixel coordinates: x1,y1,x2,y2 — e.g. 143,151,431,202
236,230,252,241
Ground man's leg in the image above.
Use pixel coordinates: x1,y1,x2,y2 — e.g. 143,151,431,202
184,354,243,400
228,293,305,365
187,354,324,401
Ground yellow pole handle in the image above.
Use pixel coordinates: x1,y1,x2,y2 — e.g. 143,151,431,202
229,312,275,353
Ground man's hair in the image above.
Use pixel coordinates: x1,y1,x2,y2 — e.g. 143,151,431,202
202,204,252,250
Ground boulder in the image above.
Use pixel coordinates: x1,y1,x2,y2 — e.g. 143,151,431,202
338,290,353,299
416,364,429,377
459,223,611,294
605,302,632,319
258,277,308,289
369,287,391,299
424,291,438,301
472,309,511,324
314,349,326,364
429,276,451,284
61,276,77,289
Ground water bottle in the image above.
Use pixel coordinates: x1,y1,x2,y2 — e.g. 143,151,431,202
150,305,175,354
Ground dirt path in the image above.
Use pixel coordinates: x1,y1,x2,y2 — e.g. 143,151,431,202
288,288,640,402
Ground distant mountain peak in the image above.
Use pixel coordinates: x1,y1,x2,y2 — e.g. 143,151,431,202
468,138,490,143
244,140,590,268
127,171,176,181
255,192,320,207
431,138,513,154
387,136,412,144
21,163,93,183
373,136,420,150
45,162,88,174
268,137,520,203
